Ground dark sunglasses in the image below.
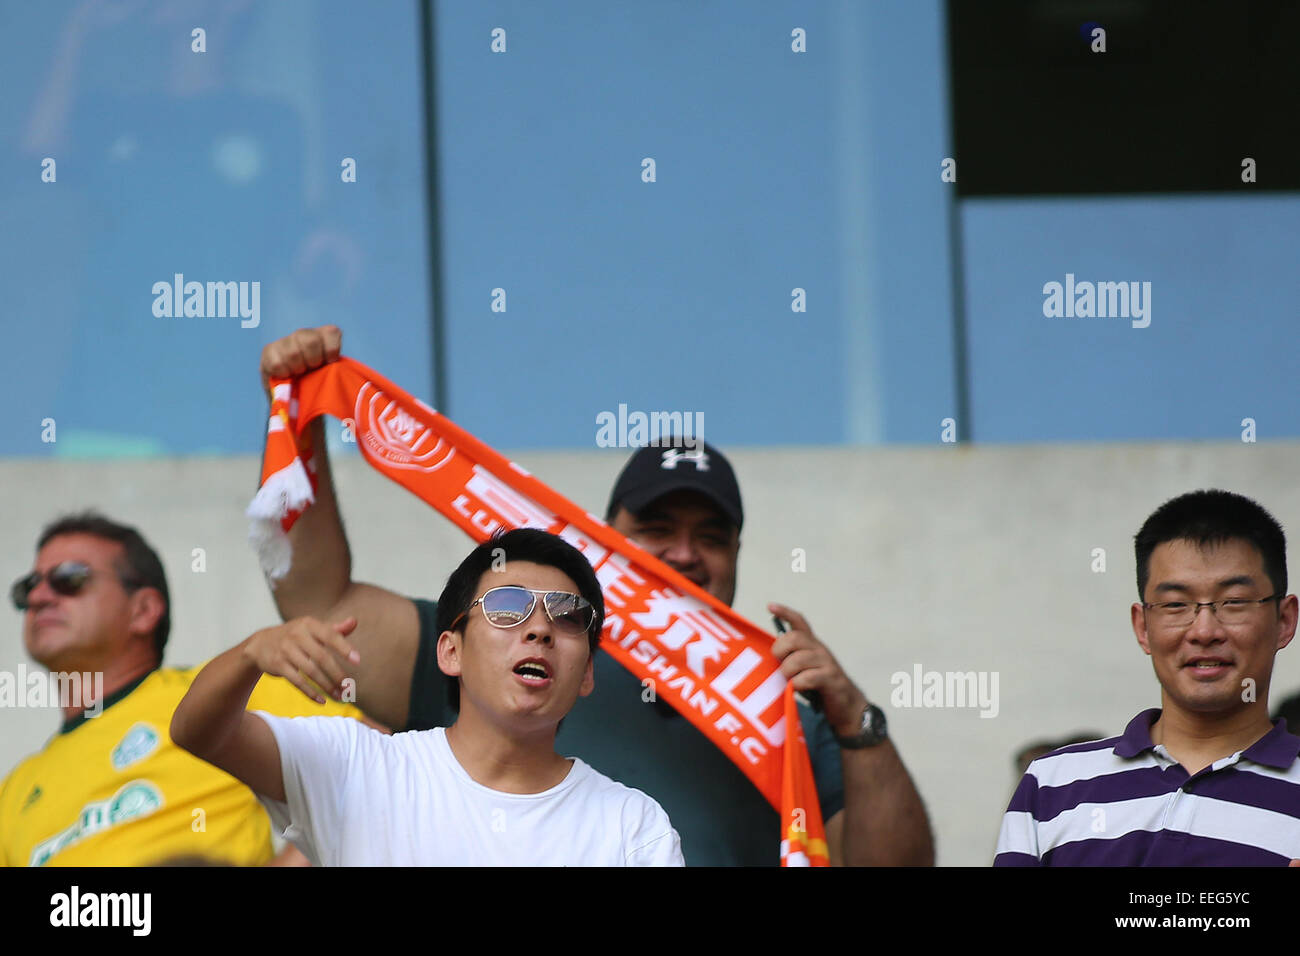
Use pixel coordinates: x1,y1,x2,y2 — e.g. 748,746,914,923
450,586,596,636
11,561,98,610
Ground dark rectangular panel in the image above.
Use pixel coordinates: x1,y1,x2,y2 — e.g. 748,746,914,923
948,0,1300,195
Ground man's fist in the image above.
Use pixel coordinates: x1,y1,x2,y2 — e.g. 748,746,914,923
260,325,343,394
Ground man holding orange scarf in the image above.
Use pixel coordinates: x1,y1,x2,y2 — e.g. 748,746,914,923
173,529,684,866
255,325,934,866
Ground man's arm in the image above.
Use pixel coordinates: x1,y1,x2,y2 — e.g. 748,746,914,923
771,603,935,866
260,326,421,729
170,617,360,803
828,737,934,867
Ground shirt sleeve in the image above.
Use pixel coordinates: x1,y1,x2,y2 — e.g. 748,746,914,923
625,798,685,867
993,771,1043,866
249,712,362,867
799,702,846,821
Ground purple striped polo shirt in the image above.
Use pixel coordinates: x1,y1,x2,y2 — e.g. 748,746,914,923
994,708,1300,866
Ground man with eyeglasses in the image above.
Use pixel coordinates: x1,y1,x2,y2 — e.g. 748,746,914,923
172,529,683,866
254,325,934,866
0,513,365,866
995,489,1300,865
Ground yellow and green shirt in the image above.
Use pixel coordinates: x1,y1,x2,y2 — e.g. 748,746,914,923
0,666,362,867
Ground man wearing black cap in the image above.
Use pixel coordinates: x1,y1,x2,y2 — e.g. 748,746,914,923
256,326,935,866
604,442,744,606
599,441,933,866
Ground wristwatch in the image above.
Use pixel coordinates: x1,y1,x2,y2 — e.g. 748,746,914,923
834,703,888,749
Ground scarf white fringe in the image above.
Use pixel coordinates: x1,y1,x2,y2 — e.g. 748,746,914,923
246,457,315,581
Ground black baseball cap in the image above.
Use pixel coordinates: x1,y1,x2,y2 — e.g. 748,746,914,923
606,440,743,531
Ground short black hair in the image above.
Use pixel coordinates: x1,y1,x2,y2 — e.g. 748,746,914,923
36,512,171,664
1134,490,1288,600
436,529,604,712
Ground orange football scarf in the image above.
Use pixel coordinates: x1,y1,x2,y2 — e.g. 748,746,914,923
248,357,828,866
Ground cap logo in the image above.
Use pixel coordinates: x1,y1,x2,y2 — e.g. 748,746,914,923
660,448,708,471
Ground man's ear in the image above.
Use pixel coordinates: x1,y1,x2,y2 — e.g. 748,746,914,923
128,588,166,644
577,650,595,699
1131,602,1152,656
1276,594,1298,652
436,630,464,680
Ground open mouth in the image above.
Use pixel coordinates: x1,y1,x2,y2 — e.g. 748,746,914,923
1184,659,1232,678
513,660,552,684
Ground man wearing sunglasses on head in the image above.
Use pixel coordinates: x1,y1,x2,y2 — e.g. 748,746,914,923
0,513,364,867
255,326,934,866
172,529,683,866
996,490,1300,865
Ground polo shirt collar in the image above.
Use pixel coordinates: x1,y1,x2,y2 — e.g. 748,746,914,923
1113,708,1161,758
58,669,155,735
1112,706,1300,769
1247,717,1300,769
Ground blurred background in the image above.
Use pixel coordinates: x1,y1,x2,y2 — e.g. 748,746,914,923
2,0,1298,866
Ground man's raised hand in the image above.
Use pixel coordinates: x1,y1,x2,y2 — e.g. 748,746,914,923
242,616,361,705
260,325,343,394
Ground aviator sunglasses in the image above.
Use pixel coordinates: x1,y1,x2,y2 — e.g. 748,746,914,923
451,586,596,636
11,561,97,610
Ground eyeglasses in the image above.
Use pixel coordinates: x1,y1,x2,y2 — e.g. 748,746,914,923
1142,595,1282,628
450,586,596,636
11,562,96,610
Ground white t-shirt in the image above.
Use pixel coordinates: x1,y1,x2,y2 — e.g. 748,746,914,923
251,713,684,866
